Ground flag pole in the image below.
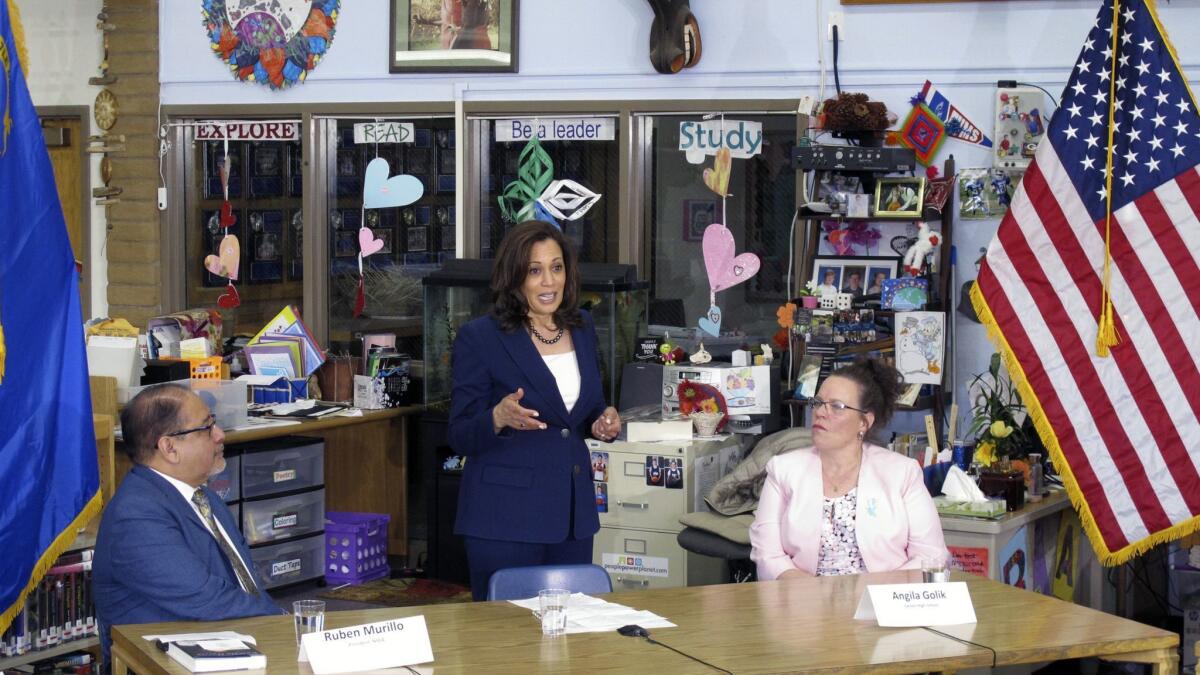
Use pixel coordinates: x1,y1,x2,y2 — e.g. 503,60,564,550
1097,0,1123,357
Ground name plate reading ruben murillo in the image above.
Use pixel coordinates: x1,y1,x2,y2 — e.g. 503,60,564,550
853,582,977,627
300,616,433,673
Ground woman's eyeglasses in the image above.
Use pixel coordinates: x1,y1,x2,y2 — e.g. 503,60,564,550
165,416,217,438
808,398,867,415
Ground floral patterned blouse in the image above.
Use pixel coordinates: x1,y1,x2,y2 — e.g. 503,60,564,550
816,488,867,576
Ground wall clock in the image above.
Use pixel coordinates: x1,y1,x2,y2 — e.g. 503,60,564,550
93,89,119,131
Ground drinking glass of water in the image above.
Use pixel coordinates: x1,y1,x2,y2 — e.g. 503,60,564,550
293,599,326,647
538,589,570,637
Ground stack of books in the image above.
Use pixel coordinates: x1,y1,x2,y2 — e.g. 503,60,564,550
1,549,96,657
163,638,266,673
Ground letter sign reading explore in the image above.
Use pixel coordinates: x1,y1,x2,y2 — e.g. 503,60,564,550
194,121,300,141
495,117,615,142
678,120,763,164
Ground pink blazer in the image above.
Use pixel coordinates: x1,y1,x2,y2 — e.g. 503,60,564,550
750,443,948,580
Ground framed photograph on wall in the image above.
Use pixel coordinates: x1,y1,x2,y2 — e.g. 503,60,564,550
407,226,428,252
682,199,717,242
811,256,899,299
390,0,519,73
874,177,926,218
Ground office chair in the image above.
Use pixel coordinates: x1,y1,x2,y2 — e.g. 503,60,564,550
486,563,613,601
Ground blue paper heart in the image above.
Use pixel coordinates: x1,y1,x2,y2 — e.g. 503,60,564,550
698,304,722,337
363,157,424,209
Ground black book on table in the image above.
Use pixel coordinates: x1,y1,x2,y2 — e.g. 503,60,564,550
165,639,267,673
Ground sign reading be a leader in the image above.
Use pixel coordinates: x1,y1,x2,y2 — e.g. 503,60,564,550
495,117,615,142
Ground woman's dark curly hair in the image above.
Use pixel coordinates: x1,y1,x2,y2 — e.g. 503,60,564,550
830,358,903,432
491,220,583,332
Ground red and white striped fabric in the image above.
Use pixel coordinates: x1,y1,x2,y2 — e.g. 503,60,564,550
972,0,1200,564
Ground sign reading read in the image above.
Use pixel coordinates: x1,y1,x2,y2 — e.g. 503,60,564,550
495,117,615,142
353,122,415,145
853,582,977,627
194,121,300,141
300,616,433,674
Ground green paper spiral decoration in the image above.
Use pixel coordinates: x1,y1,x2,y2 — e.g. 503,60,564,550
498,137,554,223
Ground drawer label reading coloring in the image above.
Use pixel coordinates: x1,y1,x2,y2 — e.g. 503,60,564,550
273,512,299,530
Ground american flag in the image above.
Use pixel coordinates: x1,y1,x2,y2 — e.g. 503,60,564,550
972,0,1200,564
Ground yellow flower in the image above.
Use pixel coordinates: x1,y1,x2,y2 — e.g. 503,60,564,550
699,399,720,414
974,440,997,467
989,420,1014,439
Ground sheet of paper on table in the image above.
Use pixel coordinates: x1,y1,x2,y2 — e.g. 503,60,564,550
508,593,676,634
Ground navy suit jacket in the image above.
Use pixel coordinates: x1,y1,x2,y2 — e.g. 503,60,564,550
449,311,607,544
93,465,282,662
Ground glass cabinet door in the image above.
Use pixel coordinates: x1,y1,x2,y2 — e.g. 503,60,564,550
471,114,620,262
184,124,304,334
639,113,798,342
325,116,457,354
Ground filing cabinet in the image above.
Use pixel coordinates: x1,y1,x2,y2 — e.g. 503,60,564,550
589,435,750,590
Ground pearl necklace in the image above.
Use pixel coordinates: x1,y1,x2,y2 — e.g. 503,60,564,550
529,320,564,345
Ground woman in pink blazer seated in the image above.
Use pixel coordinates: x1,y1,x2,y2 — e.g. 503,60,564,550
750,359,947,579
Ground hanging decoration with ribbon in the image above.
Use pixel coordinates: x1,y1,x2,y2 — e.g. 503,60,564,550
204,136,242,309
354,154,424,318
692,115,761,336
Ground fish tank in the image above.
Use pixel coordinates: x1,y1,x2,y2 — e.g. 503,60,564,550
423,259,649,412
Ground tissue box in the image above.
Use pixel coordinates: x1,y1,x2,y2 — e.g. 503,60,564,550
933,496,1007,518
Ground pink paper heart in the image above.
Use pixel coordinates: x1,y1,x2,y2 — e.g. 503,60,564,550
702,223,760,293
204,234,240,280
358,227,385,257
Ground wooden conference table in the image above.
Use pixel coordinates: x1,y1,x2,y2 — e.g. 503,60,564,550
110,570,1178,674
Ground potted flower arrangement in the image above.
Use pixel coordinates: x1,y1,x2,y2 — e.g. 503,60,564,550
798,281,819,309
968,353,1032,510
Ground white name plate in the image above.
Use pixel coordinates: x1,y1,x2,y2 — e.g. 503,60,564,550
853,582,977,627
300,616,433,674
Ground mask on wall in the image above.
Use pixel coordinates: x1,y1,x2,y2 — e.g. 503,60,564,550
646,0,702,74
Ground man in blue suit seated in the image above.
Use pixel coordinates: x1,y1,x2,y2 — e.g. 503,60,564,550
93,384,284,668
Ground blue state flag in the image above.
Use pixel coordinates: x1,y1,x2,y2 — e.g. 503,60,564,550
0,1,101,633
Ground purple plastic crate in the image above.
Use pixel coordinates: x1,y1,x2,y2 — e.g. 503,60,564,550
325,511,390,584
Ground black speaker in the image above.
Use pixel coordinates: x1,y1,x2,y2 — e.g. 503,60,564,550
618,362,664,413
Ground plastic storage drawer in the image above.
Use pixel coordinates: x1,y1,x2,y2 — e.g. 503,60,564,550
240,438,324,498
249,532,324,589
206,453,240,503
242,488,325,545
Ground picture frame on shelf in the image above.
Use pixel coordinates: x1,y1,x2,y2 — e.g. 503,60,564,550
811,256,899,300
389,0,519,73
407,226,428,252
682,199,716,242
874,177,926,218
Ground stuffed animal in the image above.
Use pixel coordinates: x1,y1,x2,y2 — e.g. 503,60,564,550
902,221,941,276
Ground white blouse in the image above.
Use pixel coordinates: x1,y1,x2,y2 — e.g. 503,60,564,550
542,351,581,413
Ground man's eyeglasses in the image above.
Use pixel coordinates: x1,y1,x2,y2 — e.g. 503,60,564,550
808,398,867,416
165,416,217,438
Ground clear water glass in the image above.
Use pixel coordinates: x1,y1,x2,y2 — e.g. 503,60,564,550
538,589,570,637
293,599,326,647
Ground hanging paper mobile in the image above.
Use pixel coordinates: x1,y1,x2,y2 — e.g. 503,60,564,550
205,146,242,309
702,147,731,197
202,0,340,90
536,179,601,221
698,223,760,336
354,157,424,318
498,137,555,224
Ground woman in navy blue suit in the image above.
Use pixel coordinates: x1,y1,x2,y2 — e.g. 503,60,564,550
449,220,622,600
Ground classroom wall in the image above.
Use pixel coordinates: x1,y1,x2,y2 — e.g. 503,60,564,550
18,0,107,318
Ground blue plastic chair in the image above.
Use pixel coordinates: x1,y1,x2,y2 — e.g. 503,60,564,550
486,564,613,601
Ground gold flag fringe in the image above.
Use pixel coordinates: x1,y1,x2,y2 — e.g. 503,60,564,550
970,282,1200,566
0,491,102,636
